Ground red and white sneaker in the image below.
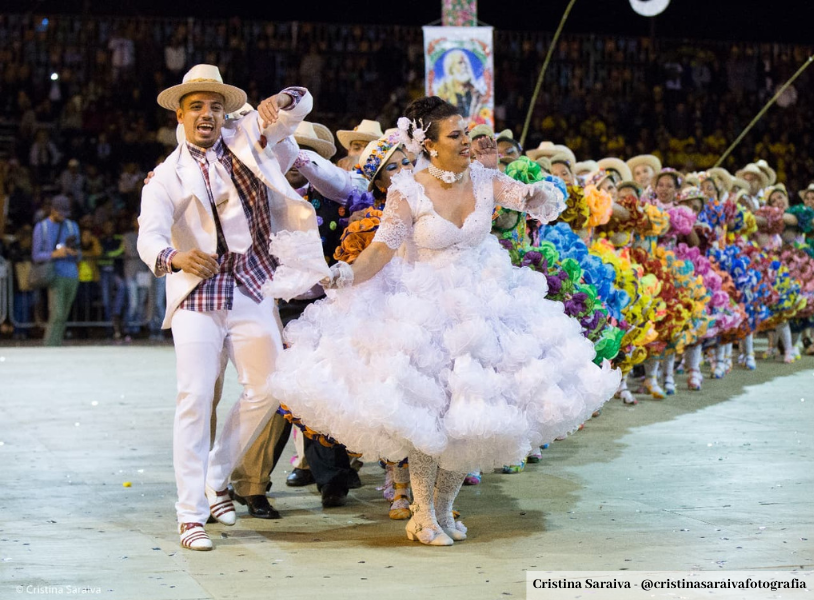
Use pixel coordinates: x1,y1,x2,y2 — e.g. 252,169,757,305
179,522,212,551
205,486,236,525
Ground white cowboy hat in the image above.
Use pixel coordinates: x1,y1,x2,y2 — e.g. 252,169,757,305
573,160,599,175
736,163,769,189
357,136,404,191
526,141,576,165
626,154,662,175
336,120,384,150
157,64,247,113
732,176,751,192
597,157,632,182
755,159,777,186
294,121,337,160
798,183,814,201
706,167,734,192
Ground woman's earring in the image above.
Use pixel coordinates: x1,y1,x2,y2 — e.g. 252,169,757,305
429,149,439,158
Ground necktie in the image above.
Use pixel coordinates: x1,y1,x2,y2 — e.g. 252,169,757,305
205,149,252,254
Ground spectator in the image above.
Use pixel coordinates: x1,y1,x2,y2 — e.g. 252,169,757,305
122,214,150,338
58,158,86,211
31,195,81,346
98,219,125,340
76,215,102,326
8,224,35,339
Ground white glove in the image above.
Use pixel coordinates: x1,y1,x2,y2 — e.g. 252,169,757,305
321,260,354,290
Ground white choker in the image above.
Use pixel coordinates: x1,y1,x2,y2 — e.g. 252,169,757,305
428,163,464,184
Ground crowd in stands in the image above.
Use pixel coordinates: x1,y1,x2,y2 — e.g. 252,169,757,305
1,12,813,340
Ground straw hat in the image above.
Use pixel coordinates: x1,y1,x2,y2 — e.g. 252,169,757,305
157,64,247,113
755,159,777,186
682,172,701,188
526,141,576,165
677,186,706,203
707,167,734,192
336,119,384,150
735,163,769,189
626,154,662,175
732,176,751,192
294,121,337,160
764,182,788,202
617,181,642,196
549,152,573,168
597,157,632,183
798,183,814,201
574,160,599,175
469,124,495,140
534,157,552,173
586,169,615,188
356,135,404,191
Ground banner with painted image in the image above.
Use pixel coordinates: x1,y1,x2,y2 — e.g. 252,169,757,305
423,26,494,127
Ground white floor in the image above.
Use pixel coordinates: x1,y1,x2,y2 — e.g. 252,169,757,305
0,346,812,599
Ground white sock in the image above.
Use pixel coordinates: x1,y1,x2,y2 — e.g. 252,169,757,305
778,322,793,357
744,334,754,355
434,468,466,530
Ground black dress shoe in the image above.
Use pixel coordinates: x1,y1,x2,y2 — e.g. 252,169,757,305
320,483,348,508
228,488,281,520
347,470,362,490
286,468,315,487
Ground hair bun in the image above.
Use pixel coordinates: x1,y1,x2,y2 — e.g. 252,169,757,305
404,96,448,123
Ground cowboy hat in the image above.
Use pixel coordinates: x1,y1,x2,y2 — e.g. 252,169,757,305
798,183,814,201
294,121,337,160
626,154,662,175
336,120,384,150
534,156,552,173
706,167,734,192
764,183,788,202
732,176,751,192
468,124,495,140
682,172,701,188
526,141,576,165
597,157,632,183
157,64,247,114
736,163,769,189
617,180,642,196
357,136,404,191
755,159,777,186
573,160,599,175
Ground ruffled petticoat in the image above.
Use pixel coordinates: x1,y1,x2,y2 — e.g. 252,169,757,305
270,235,620,473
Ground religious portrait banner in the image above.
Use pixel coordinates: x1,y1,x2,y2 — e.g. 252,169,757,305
423,26,494,128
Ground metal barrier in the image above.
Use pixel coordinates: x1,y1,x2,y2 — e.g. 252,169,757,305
4,257,157,331
0,257,8,325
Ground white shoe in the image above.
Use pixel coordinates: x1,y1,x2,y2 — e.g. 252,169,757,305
405,516,454,546
205,485,236,526
441,520,468,541
179,522,212,551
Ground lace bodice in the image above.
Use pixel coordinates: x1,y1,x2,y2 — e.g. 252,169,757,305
372,162,565,262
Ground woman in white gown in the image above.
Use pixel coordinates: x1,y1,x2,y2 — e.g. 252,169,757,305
269,97,620,546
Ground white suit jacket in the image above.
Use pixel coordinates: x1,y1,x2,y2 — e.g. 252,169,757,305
138,91,323,328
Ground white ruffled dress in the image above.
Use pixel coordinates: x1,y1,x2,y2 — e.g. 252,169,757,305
269,163,620,472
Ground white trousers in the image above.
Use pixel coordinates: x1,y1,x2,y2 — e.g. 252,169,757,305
171,289,281,524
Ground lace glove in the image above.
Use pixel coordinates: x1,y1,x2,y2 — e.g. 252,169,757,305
321,260,354,289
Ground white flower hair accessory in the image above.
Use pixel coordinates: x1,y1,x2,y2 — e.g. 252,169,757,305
397,117,431,155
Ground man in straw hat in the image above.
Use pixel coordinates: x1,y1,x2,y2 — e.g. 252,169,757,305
336,119,384,171
626,154,662,190
138,64,325,551
735,163,769,211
